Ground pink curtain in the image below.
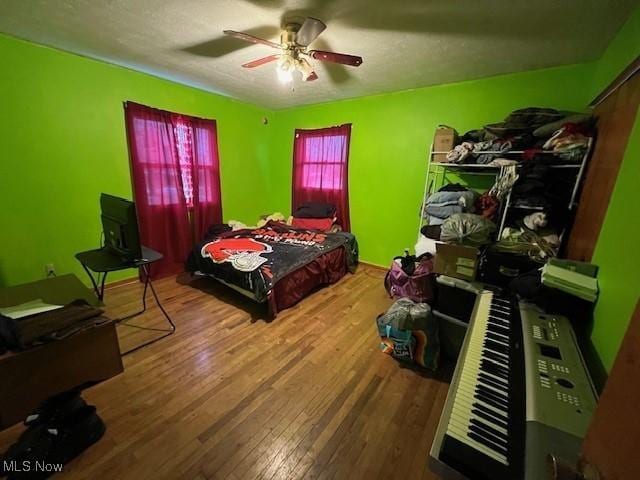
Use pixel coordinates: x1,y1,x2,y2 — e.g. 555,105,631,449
292,124,352,231
125,102,222,277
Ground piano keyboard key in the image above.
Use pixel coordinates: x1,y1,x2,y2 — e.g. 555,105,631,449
445,291,515,467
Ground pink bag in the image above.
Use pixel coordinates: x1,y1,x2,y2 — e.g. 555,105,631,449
384,255,435,304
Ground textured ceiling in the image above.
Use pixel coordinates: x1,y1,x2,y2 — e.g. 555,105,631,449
0,0,636,109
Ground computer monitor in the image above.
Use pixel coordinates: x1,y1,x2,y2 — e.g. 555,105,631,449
100,193,142,261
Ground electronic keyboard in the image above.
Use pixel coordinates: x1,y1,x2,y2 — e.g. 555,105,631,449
429,290,597,480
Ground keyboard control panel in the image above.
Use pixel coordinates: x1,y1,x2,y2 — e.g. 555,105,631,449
520,303,597,438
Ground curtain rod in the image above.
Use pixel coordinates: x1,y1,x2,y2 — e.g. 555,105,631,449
122,101,217,122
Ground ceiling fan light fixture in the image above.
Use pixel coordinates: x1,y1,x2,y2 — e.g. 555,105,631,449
277,55,295,83
296,57,315,81
277,66,293,83
223,17,363,85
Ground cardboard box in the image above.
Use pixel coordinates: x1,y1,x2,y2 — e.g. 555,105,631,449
434,243,479,281
432,126,459,162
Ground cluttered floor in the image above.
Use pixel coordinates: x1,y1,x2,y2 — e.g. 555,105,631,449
0,265,452,480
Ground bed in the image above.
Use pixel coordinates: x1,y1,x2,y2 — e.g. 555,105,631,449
185,221,358,317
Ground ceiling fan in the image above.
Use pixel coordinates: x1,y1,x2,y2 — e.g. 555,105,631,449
223,17,363,83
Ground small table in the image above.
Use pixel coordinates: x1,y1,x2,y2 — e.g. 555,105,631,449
75,246,176,354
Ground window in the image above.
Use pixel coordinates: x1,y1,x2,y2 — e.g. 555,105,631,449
125,102,222,276
292,124,352,231
298,134,348,190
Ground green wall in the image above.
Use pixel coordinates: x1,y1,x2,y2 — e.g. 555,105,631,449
267,64,595,267
590,5,640,100
0,33,270,287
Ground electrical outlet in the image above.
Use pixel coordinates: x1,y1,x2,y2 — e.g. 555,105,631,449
45,263,56,277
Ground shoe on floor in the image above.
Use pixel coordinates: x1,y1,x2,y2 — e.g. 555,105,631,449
3,406,105,479
0,390,87,477
24,390,86,427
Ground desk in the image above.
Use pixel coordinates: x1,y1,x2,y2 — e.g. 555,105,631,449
0,274,123,430
75,246,175,354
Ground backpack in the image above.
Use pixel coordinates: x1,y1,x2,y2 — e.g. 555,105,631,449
384,254,435,304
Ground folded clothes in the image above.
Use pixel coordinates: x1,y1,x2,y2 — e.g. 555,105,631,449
445,140,512,164
426,190,477,206
425,203,463,219
422,190,478,219
473,140,512,164
543,125,591,152
0,300,108,351
446,142,474,163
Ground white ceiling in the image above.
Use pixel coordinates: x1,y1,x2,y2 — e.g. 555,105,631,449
0,0,636,109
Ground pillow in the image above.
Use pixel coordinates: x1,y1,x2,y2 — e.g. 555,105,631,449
291,217,335,231
292,203,337,219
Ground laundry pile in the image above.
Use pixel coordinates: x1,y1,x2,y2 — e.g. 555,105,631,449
421,107,595,263
441,107,594,166
420,183,498,247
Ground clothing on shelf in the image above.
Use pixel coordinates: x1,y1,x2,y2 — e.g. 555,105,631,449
497,220,559,260
473,140,512,164
420,224,442,240
484,107,564,138
533,113,594,138
445,139,512,164
489,164,519,200
523,212,548,230
445,142,474,163
422,107,595,248
475,192,500,220
487,158,518,167
421,188,478,222
440,213,496,246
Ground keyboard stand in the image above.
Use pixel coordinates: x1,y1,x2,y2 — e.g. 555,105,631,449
75,246,176,355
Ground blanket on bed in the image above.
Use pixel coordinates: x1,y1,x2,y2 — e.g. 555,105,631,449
185,221,358,302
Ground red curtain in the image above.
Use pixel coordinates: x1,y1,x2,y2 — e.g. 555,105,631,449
191,118,223,241
125,102,222,277
292,124,352,231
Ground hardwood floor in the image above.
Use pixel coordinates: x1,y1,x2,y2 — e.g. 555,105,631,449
0,265,452,479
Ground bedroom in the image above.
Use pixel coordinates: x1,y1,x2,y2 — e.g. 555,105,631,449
0,0,639,478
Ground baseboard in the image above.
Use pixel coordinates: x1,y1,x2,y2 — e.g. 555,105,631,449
359,261,388,272
104,276,139,290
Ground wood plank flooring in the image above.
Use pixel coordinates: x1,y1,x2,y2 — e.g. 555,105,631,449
0,265,452,479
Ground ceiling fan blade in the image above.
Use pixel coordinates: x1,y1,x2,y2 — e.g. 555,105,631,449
242,55,280,68
223,30,281,49
305,71,319,82
296,17,326,46
309,50,363,67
